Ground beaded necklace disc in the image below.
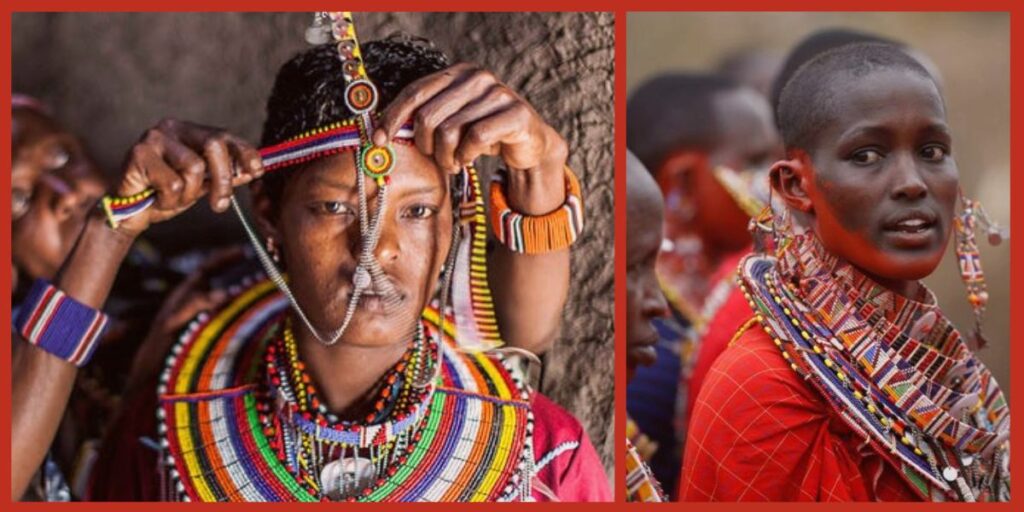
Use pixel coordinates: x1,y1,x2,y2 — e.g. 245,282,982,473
156,278,535,502
738,235,1010,501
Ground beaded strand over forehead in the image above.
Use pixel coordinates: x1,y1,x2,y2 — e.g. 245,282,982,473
233,11,403,347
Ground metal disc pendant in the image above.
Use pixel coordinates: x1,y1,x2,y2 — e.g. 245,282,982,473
321,456,377,500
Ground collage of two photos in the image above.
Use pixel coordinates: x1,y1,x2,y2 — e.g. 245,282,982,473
5,7,1015,505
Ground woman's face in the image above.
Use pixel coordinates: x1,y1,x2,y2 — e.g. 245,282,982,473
802,69,958,283
274,143,452,346
12,109,106,283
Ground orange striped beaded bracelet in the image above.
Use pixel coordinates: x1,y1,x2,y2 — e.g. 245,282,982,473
489,166,583,254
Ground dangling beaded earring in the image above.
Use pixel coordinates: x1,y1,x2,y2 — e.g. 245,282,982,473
749,184,793,256
954,188,1008,350
266,236,281,263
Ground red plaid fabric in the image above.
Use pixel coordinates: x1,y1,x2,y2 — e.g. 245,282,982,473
685,273,749,428
679,318,920,501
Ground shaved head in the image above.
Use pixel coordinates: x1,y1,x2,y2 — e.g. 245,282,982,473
627,150,663,230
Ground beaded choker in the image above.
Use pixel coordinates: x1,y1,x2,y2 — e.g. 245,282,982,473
738,233,1010,501
262,319,438,499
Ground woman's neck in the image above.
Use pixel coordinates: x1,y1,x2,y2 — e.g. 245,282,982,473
294,324,410,416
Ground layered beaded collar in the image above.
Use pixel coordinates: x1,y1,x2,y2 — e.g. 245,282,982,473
738,234,1010,501
157,278,535,502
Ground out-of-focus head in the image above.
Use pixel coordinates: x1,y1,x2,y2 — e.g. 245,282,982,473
12,97,106,290
626,150,668,381
627,73,780,255
717,48,785,97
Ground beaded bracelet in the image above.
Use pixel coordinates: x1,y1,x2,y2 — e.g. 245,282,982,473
13,279,109,367
489,166,583,254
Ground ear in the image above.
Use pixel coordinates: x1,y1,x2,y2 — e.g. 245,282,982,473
248,180,282,242
654,149,706,202
769,153,814,214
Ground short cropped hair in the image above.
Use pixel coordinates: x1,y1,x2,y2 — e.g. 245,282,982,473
776,42,936,153
626,73,740,173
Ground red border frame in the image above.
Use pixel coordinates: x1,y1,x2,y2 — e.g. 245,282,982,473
2,1,1019,510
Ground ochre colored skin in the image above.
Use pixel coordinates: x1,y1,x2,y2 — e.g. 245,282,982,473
771,68,958,298
626,154,669,381
657,86,782,266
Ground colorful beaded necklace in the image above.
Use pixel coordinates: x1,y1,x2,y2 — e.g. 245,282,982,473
157,278,536,502
261,319,437,499
738,233,1010,501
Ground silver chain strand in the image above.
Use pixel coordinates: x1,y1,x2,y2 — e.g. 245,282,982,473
229,165,397,346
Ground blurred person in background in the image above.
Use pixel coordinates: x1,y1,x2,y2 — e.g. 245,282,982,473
625,73,781,496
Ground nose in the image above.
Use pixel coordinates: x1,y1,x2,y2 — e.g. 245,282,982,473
371,214,401,265
36,174,81,222
890,154,928,201
641,276,670,321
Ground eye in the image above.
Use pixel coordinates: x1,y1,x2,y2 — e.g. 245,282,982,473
12,189,31,219
314,201,354,216
44,146,70,171
920,145,948,162
404,204,438,220
850,148,883,166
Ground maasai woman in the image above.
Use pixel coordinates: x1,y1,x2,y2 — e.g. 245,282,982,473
16,13,607,502
680,42,1009,501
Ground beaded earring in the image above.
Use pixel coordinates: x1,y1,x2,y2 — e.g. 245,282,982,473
749,183,794,256
954,188,1007,350
266,236,281,263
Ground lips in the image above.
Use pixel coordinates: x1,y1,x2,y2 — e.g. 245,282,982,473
881,209,939,248
627,336,658,367
351,289,405,314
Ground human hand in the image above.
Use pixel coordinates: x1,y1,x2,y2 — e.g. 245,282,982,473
113,119,264,236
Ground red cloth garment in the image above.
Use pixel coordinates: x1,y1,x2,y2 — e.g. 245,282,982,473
680,319,919,501
530,394,613,502
684,248,751,431
684,250,749,423
85,381,162,501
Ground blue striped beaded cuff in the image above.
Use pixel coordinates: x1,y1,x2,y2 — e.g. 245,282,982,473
13,279,109,367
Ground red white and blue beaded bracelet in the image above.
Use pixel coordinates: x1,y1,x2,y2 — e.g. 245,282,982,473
13,279,109,367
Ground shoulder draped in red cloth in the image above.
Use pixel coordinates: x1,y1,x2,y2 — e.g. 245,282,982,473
680,318,920,501
684,247,751,431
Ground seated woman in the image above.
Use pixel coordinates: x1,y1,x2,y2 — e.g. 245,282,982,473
680,42,1009,501
18,14,607,502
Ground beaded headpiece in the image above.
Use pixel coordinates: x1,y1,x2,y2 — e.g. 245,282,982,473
101,12,502,350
